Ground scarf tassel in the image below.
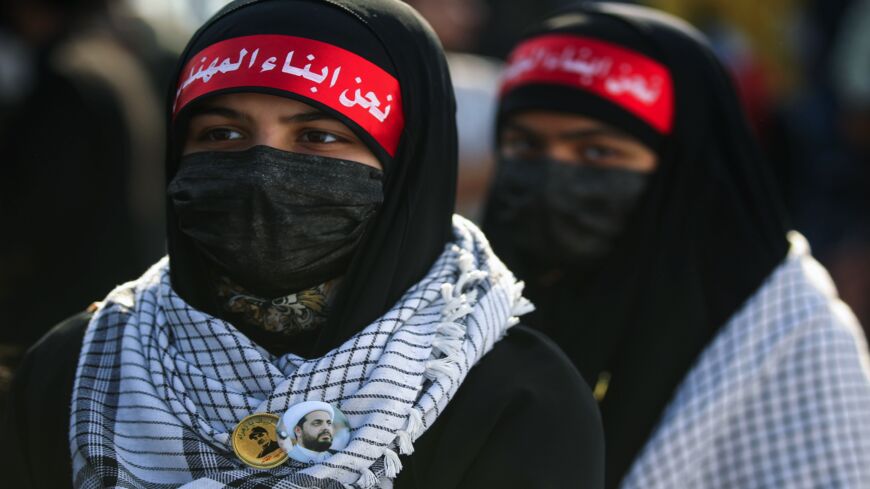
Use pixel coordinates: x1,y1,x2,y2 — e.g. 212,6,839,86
511,298,535,317
425,357,458,380
357,468,378,488
444,302,474,323
396,430,414,455
383,448,403,478
437,321,466,339
406,407,423,434
432,336,462,359
439,284,465,319
395,403,425,454
511,282,535,317
455,270,487,295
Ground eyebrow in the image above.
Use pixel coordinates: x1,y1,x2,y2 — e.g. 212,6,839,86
280,111,340,124
503,121,633,141
188,106,340,124
188,106,251,122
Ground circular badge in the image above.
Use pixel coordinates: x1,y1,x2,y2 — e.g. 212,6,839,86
231,413,288,469
276,401,351,463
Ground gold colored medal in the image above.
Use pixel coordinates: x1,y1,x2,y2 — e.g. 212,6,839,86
231,413,288,469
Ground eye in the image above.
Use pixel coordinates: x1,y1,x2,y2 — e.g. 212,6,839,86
300,130,342,144
582,145,615,161
200,127,244,142
500,134,542,158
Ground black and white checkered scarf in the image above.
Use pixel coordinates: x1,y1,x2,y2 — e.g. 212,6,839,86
70,216,531,488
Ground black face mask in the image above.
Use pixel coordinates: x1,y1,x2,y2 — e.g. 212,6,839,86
486,157,650,269
168,145,384,297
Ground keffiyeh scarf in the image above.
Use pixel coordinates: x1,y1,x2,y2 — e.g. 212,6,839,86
70,216,532,488
620,233,870,488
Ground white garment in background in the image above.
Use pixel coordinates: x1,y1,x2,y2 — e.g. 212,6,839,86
621,233,870,488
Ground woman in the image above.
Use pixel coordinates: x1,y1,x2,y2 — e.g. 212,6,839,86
484,3,870,488
1,1,603,487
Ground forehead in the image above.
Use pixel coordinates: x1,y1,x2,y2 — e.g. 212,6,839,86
192,92,319,116
502,110,647,145
503,111,611,134
305,410,332,422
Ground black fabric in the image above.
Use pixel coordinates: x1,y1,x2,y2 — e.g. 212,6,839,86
165,0,457,358
0,312,88,488
0,54,154,346
1,313,604,489
169,146,384,297
487,157,650,268
483,3,790,487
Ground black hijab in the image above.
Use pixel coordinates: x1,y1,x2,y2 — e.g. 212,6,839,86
484,3,789,486
165,0,457,357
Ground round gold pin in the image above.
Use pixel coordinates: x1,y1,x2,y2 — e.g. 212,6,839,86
231,413,288,469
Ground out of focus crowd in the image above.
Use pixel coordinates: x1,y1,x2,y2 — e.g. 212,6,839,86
1,0,868,408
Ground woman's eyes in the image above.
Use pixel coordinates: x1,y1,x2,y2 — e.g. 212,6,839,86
581,145,618,163
200,127,245,142
299,130,343,144
501,136,543,157
501,139,621,164
195,128,346,145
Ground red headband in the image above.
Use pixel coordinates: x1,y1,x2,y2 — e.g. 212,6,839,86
501,34,674,134
173,35,405,156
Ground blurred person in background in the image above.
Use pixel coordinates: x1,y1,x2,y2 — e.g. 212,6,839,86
484,3,870,488
403,0,501,220
0,0,168,405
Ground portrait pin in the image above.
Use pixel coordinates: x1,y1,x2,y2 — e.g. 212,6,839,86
277,401,350,464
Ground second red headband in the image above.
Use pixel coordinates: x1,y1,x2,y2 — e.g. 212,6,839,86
501,34,674,135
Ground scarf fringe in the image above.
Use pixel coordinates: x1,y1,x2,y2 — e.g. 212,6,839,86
511,282,535,317
395,407,423,455
432,336,462,358
406,407,424,434
382,448,403,478
357,468,378,488
392,246,485,475
396,430,414,455
507,281,535,328
425,357,458,380
436,321,465,339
